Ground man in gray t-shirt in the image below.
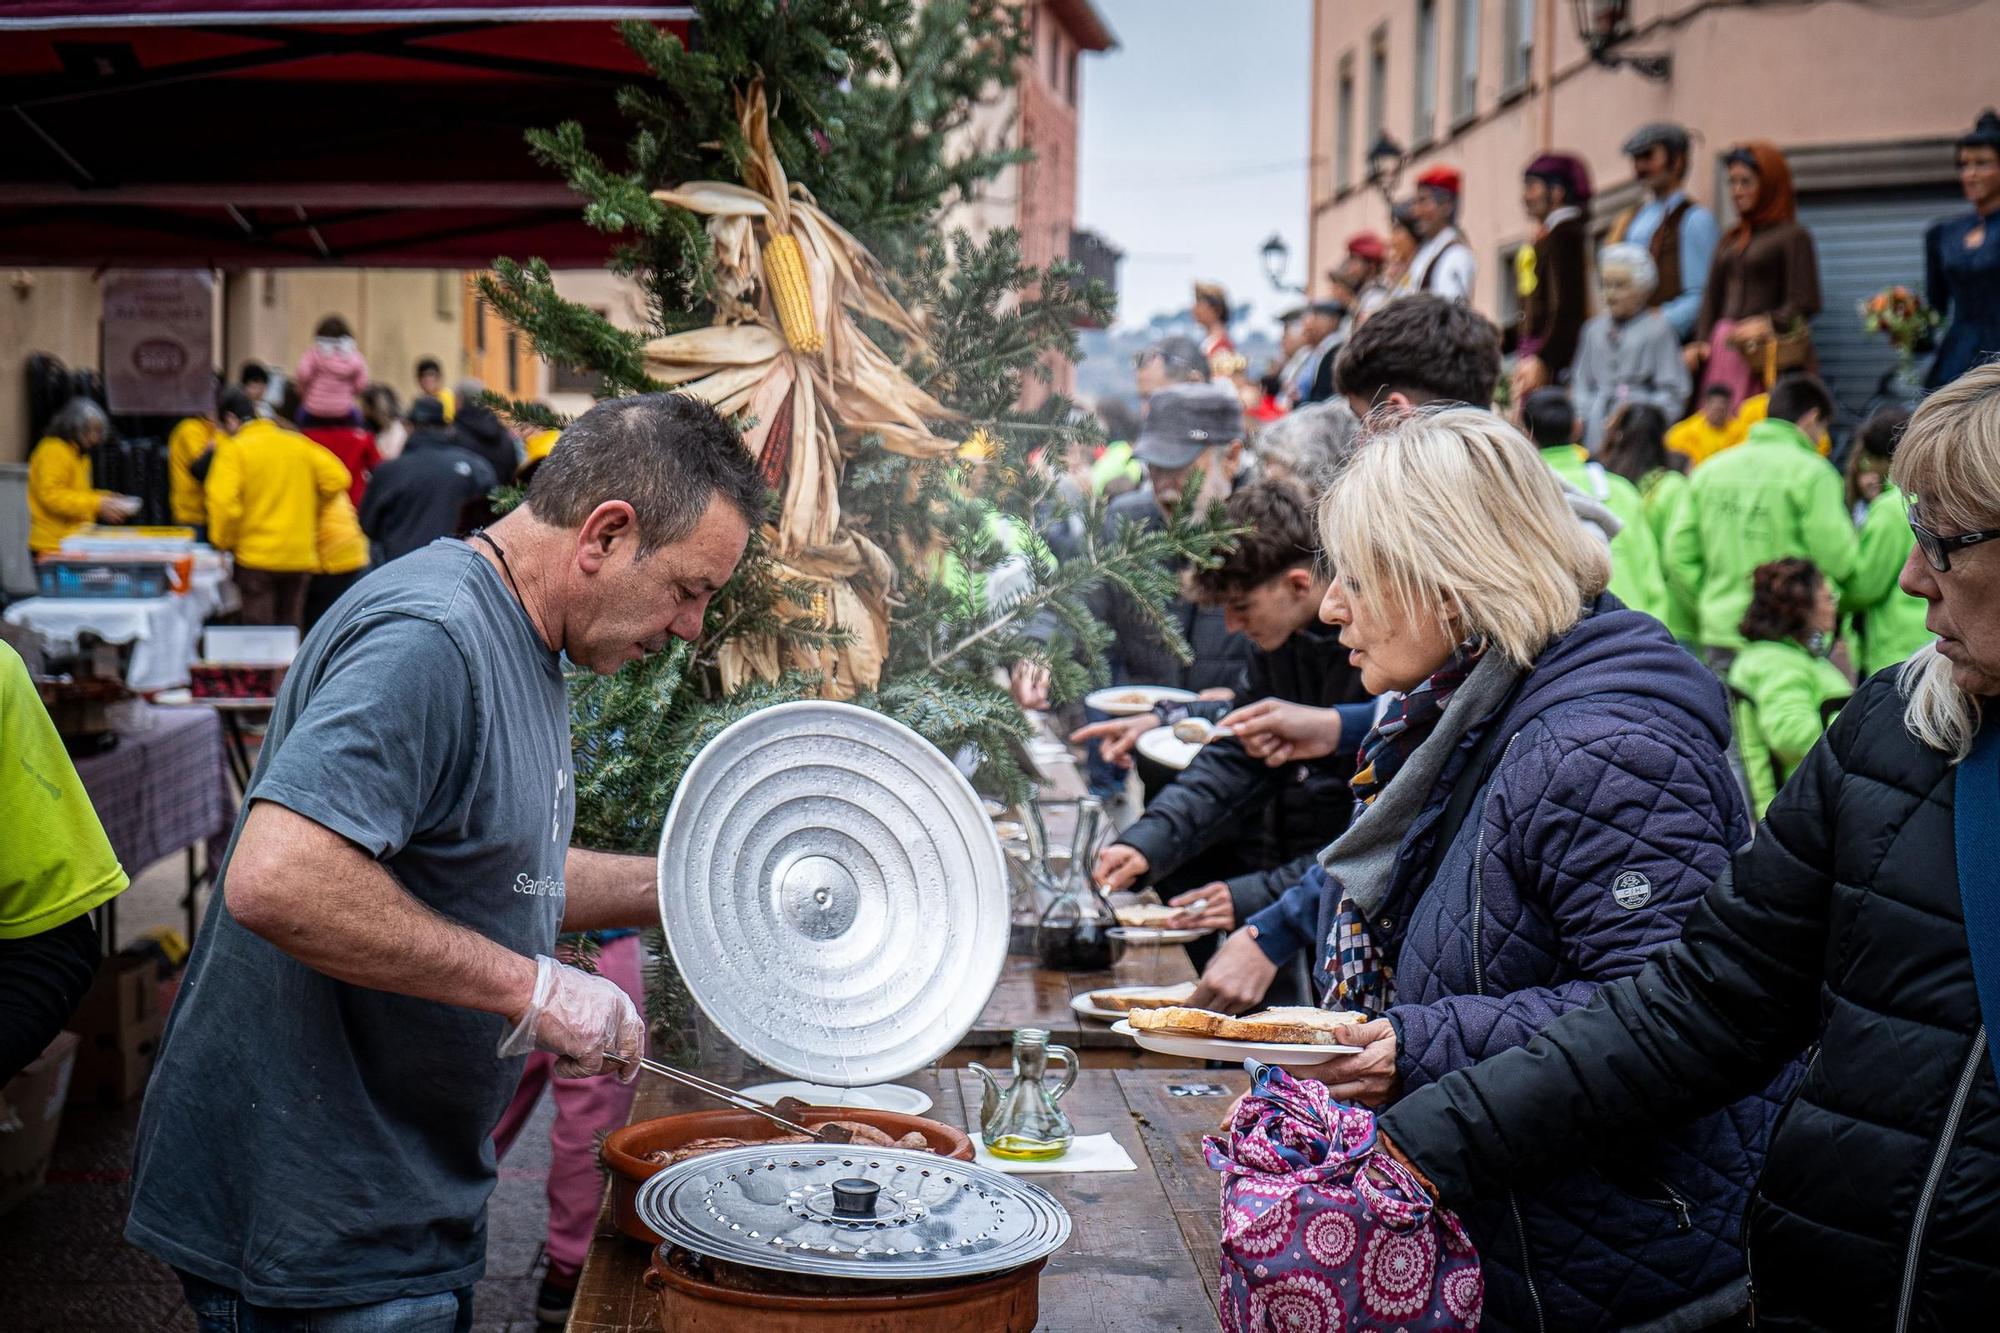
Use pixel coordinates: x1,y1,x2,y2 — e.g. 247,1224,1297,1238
128,395,764,1327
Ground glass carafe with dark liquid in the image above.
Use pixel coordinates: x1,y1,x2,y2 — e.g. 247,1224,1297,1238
971,1027,1078,1160
1033,795,1113,970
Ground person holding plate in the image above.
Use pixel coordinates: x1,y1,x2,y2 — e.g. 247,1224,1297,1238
1190,405,1789,1332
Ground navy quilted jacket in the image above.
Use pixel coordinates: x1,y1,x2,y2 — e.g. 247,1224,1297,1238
1250,599,1792,1331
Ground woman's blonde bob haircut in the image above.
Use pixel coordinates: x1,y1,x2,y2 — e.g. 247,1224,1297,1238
1892,360,2000,760
1319,406,1611,669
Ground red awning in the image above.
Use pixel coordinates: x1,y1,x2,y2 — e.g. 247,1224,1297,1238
0,2,695,266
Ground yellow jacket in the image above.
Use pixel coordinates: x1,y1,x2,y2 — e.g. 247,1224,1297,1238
317,492,370,575
204,419,351,572
167,416,226,526
27,436,110,554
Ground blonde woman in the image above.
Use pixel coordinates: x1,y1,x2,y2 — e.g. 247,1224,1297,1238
1193,407,1772,1331
1375,360,2000,1331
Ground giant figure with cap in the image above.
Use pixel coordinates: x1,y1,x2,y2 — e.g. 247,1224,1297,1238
1513,152,1594,395
1606,122,1720,345
1400,165,1477,303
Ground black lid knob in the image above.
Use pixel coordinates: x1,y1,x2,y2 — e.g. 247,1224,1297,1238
830,1177,880,1218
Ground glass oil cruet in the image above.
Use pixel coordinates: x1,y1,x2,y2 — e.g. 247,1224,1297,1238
970,1027,1079,1160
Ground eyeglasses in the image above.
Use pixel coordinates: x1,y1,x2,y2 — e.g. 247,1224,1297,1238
1909,508,2000,572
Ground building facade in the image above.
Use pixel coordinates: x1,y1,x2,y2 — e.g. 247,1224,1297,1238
943,0,1117,399
1307,0,1999,420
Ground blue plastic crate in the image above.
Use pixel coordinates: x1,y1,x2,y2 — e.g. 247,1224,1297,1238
35,559,173,599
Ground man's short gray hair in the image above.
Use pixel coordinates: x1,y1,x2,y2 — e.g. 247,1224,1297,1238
523,393,767,555
1256,401,1362,492
1598,243,1659,295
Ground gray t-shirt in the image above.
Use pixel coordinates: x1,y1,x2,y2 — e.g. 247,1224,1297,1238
127,540,573,1306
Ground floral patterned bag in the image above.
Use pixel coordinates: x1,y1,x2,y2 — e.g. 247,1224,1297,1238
1202,1064,1482,1332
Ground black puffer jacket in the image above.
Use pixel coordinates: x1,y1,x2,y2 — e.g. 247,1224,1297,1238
1115,618,1369,920
1379,673,2000,1332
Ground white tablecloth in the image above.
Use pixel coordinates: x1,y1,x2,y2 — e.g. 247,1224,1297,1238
3,594,207,692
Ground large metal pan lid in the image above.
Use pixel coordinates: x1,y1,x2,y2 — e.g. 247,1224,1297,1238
656,701,1009,1086
634,1144,1070,1281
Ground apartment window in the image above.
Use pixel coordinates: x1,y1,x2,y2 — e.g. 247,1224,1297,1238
505,330,520,393
1452,0,1480,122
1366,26,1388,154
1335,54,1356,190
1413,0,1438,144
1504,0,1535,93
1065,49,1078,106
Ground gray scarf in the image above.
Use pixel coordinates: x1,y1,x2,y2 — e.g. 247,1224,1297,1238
1316,648,1524,917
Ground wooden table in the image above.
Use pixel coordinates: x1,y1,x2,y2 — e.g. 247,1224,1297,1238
947,949,1200,1068
566,1063,1246,1332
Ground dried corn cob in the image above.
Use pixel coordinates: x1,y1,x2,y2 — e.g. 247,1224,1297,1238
762,231,823,354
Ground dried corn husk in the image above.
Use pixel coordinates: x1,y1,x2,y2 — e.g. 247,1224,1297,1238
644,79,965,694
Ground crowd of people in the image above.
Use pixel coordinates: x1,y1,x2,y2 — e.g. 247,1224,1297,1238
11,101,2000,1333
25,323,564,634
993,109,2000,1331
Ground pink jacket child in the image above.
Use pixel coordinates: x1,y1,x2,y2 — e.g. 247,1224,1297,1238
294,316,370,424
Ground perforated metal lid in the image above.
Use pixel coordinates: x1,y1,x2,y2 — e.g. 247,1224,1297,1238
634,1144,1071,1281
656,701,1009,1086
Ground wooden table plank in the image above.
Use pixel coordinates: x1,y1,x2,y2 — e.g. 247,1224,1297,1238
954,948,1200,1064
945,1069,1218,1332
1114,1069,1248,1316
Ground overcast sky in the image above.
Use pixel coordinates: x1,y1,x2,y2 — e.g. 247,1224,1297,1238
1076,0,1312,333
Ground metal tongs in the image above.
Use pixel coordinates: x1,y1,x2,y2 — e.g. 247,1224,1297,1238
601,1052,856,1145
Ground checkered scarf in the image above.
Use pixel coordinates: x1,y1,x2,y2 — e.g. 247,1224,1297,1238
1328,643,1482,1015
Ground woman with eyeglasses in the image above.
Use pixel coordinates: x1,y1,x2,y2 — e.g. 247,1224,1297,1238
1688,141,1821,412
1375,359,2000,1332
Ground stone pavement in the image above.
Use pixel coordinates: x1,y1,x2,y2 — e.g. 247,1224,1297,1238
1,848,558,1331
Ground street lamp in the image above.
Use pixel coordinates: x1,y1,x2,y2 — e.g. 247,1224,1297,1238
1366,132,1406,204
1260,233,1302,294
1570,0,1672,80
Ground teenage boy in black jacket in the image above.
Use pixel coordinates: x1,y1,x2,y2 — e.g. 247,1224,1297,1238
1081,481,1375,997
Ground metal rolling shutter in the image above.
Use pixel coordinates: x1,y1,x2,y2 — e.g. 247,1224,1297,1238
1798,187,1959,431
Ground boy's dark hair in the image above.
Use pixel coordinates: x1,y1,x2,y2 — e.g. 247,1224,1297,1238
415,356,443,379
1334,294,1501,409
238,361,269,388
1095,398,1140,444
523,393,767,556
1703,383,1732,402
1739,557,1822,644
314,315,353,340
1767,373,1834,426
1520,388,1577,448
1857,403,1912,460
1188,480,1321,603
1600,403,1678,487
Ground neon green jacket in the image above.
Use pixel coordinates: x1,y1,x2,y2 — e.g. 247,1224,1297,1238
1637,466,1697,643
1726,638,1852,817
1541,445,1670,625
1664,419,1858,651
1841,484,1934,679
1090,440,1142,494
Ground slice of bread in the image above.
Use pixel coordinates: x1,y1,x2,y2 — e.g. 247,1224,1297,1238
1087,982,1196,1013
1114,903,1181,928
1126,1006,1231,1037
1212,1007,1369,1045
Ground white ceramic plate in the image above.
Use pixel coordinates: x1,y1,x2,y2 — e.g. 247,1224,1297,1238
1069,982,1197,1023
1084,685,1197,717
1107,924,1212,945
1134,726,1202,771
737,1080,935,1116
1110,1018,1362,1060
